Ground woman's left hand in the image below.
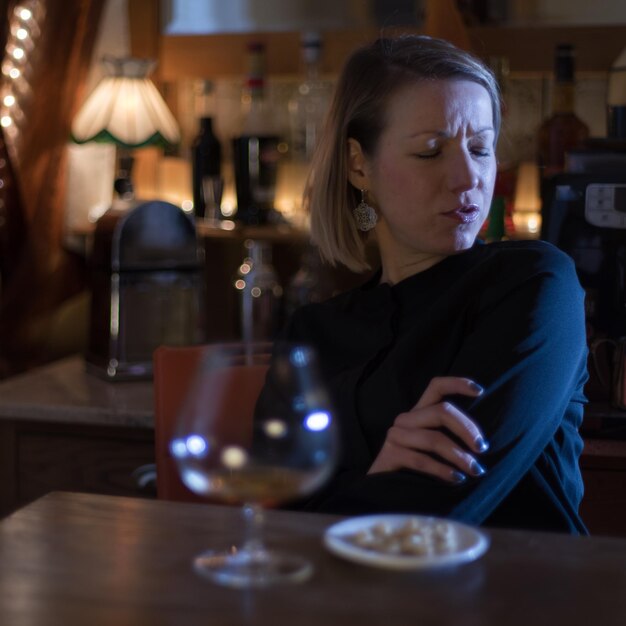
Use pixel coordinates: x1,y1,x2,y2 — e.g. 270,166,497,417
367,376,488,483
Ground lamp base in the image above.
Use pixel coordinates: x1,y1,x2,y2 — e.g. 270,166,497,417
114,153,135,200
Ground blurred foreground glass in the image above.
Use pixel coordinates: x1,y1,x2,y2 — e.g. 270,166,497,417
170,342,338,587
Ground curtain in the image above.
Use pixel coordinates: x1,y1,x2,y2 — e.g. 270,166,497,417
0,0,106,377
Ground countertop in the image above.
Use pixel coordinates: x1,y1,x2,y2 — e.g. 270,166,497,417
0,356,153,429
0,354,624,436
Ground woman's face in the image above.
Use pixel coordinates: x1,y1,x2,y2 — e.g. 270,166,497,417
349,79,497,282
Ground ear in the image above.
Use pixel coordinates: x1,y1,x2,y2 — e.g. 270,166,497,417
347,138,371,191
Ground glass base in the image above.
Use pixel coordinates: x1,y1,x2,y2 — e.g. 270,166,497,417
193,548,313,588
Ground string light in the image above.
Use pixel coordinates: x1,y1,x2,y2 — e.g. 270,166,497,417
0,0,45,164
17,8,32,21
0,0,46,254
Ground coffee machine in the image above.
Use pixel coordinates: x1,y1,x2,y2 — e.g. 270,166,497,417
541,143,626,342
541,143,626,410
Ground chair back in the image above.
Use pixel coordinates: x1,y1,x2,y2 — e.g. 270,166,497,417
153,343,270,502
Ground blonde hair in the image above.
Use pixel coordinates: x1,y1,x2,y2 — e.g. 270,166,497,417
305,35,501,273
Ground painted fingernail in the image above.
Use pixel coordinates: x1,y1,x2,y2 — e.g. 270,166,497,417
468,381,484,395
451,471,467,484
470,460,487,476
475,436,489,452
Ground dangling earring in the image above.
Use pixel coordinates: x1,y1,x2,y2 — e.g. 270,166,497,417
353,189,378,232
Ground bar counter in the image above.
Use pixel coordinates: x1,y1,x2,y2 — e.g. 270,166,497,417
0,356,153,428
0,357,155,517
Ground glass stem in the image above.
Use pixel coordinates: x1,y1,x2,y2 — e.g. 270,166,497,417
241,503,266,559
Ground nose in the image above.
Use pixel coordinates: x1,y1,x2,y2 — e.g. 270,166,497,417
447,148,479,193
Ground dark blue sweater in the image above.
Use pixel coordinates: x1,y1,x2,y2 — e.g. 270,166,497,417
258,240,588,533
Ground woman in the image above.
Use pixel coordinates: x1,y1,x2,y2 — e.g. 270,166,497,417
258,35,588,533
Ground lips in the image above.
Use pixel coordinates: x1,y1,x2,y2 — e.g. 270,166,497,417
442,204,480,224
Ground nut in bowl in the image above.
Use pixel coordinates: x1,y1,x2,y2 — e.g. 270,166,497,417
348,518,458,557
324,515,490,570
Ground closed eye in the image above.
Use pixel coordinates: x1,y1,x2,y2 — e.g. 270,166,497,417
470,147,491,158
414,150,440,159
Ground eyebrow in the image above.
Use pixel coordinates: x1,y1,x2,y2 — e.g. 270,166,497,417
405,127,495,139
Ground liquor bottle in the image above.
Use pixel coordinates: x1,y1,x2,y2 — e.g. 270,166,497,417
483,56,512,241
235,239,283,342
284,243,332,317
191,116,222,220
484,196,506,242
288,32,331,162
232,42,281,226
537,44,589,178
607,46,626,139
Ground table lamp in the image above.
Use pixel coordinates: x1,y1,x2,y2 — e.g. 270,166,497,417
71,56,180,200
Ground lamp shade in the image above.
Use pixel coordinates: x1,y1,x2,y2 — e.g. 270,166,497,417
72,57,180,149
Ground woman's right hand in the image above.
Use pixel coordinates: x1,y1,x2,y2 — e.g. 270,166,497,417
367,376,489,483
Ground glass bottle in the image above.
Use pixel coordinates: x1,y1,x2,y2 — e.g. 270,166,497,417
607,46,626,139
235,239,283,343
537,44,589,178
484,196,507,242
284,243,331,317
288,32,331,162
232,42,281,226
191,117,222,220
484,55,512,242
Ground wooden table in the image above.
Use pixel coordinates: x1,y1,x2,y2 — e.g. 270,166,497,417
0,491,625,626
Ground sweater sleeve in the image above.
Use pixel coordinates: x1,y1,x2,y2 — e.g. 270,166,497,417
446,245,588,527
299,245,588,531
